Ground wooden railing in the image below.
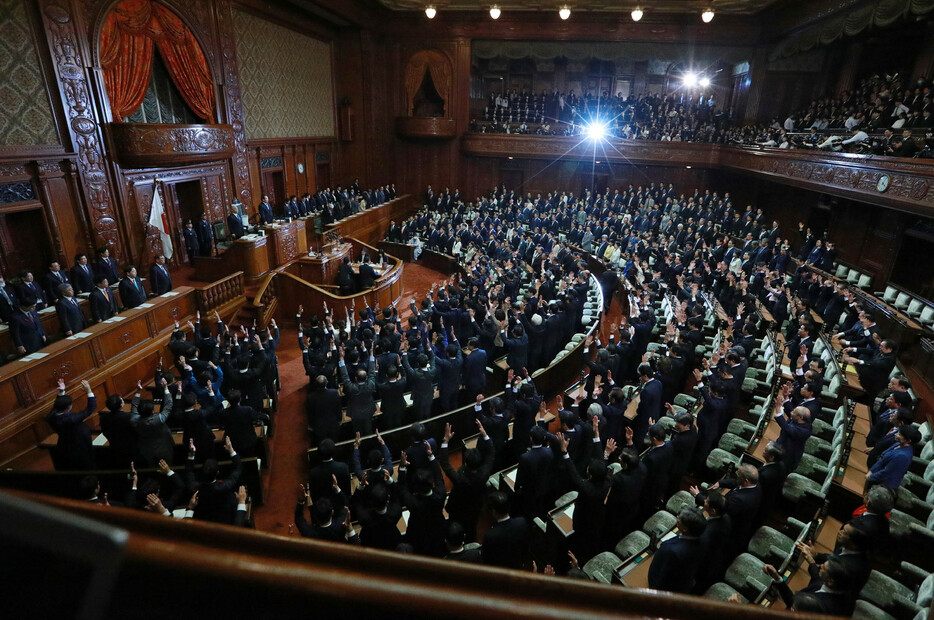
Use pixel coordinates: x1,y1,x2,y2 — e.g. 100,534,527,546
196,270,244,315
7,489,815,619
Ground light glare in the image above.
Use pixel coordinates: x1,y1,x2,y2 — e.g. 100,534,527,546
702,8,715,23
559,6,571,20
585,123,607,142
490,5,501,19
425,5,436,18
682,72,698,88
631,8,643,21
699,77,711,88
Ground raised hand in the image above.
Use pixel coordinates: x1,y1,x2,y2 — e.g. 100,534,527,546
444,423,454,443
56,378,66,392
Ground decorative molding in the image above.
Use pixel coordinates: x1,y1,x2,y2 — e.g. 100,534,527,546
462,134,934,217
106,123,236,167
396,117,458,140
38,0,122,256
216,0,254,207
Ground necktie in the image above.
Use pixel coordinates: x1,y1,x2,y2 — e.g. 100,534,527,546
84,265,89,274
133,279,139,290
1,288,8,304
103,288,109,302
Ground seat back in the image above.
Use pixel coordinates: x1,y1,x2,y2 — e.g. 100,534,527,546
894,292,911,309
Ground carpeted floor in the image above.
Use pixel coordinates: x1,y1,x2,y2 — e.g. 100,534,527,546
253,261,454,533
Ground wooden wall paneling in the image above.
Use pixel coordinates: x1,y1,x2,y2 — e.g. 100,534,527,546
36,0,125,259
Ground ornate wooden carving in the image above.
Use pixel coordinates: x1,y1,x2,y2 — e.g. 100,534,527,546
106,123,236,167
216,0,254,208
38,0,123,256
395,117,457,140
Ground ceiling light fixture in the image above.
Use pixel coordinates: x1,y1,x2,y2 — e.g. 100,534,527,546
425,5,436,19
631,7,643,21
682,72,698,88
559,6,571,20
490,5,501,19
699,77,711,88
701,8,715,23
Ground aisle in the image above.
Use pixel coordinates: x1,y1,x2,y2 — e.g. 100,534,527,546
252,262,451,533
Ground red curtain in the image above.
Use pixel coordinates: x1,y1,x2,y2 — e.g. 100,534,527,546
100,0,215,122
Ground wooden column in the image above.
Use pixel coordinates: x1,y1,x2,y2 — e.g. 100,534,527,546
834,40,864,96
743,46,769,123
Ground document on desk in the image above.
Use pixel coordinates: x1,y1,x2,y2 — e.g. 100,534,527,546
104,316,126,323
93,433,109,446
138,303,154,309
161,291,179,297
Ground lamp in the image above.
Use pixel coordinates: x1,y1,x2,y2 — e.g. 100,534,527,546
425,5,436,19
699,77,711,88
701,8,715,23
490,5,501,19
631,7,643,21
559,6,571,20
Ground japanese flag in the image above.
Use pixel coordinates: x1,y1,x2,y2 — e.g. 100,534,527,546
149,183,173,259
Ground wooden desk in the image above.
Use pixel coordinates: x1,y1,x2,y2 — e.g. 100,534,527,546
326,195,418,246
377,241,417,263
227,235,270,280
290,243,353,284
0,299,93,360
260,220,308,266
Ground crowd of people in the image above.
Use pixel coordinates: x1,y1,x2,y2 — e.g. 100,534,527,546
0,249,174,356
470,72,934,157
35,175,928,613
47,311,279,526
252,180,398,230
275,181,924,615
472,90,730,143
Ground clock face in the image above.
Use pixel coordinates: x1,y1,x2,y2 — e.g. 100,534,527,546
297,163,305,174
877,175,890,192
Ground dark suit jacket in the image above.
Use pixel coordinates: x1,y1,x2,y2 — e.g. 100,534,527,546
45,395,97,470
94,257,120,285
648,535,703,593
515,445,554,517
462,349,488,394
309,459,352,505
10,308,46,353
222,404,269,457
724,484,762,547
99,405,139,468
70,263,95,293
227,213,245,238
149,263,173,295
118,277,147,309
0,284,16,322
641,442,674,507
775,413,813,469
44,270,70,302
89,286,117,322
56,295,87,336
481,516,530,569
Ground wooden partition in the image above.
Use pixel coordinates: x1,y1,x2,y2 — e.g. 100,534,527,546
5,490,815,619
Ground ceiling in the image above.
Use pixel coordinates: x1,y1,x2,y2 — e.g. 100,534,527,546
374,1,781,15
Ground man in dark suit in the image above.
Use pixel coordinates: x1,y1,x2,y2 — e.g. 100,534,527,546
760,555,860,616
694,491,733,593
55,284,86,337
227,208,245,239
398,447,448,557
558,426,612,563
336,256,355,295
0,273,17,323
634,423,673,517
481,491,530,569
197,214,214,256
515,425,555,519
149,254,173,295
339,347,377,436
718,464,762,556
183,220,200,260
668,411,698,492
221,389,270,458
462,338,488,402
70,254,95,294
757,443,789,526
118,266,147,310
10,296,47,354
774,403,813,472
402,344,436,422
357,257,378,290
377,363,408,431
306,375,342,443
357,483,403,550
443,522,482,563
45,379,97,471
634,363,663,447
258,195,274,225
43,261,70,303
185,436,243,524
648,508,707,593
100,388,141,468
439,420,494,542
308,439,352,505
17,270,47,311
89,275,117,323
94,247,120,286
845,339,898,408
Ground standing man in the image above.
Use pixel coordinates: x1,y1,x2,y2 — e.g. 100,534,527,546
183,220,200,260
70,253,95,294
258,194,274,225
227,208,244,239
89,275,117,323
10,296,47,354
149,254,173,295
118,266,147,310
43,261,71,303
55,284,86,337
94,247,120,286
197,213,214,257
46,379,97,471
0,273,16,323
